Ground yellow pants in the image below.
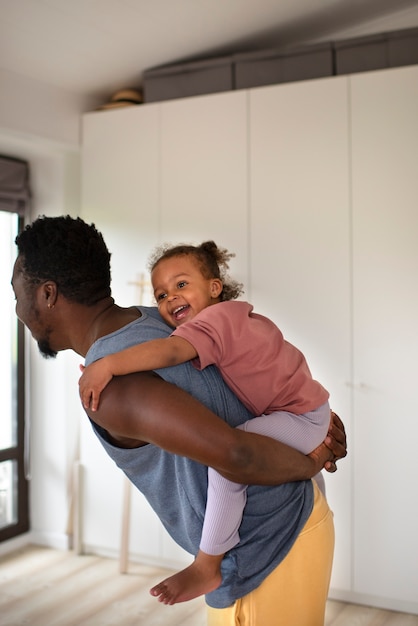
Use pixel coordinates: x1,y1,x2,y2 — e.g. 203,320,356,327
207,481,334,626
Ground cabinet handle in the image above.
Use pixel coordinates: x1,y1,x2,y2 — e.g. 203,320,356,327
345,381,368,390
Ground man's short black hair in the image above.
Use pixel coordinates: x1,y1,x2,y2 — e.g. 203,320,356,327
15,215,112,305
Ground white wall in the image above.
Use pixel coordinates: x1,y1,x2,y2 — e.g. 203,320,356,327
0,68,101,148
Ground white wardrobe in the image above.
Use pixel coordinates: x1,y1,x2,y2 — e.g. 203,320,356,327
81,64,418,613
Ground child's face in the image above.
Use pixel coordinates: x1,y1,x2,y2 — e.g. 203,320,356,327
151,255,222,327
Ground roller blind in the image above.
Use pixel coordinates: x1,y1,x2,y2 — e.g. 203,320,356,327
0,155,31,215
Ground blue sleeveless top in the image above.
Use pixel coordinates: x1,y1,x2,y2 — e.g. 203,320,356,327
85,306,313,608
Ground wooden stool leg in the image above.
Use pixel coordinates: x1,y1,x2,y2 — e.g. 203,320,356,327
119,476,132,574
73,461,83,555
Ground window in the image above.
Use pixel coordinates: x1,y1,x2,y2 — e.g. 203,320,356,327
0,156,30,542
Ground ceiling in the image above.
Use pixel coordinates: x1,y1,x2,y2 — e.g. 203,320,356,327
1,0,418,103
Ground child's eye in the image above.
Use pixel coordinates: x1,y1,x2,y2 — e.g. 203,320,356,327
156,292,167,301
178,281,187,289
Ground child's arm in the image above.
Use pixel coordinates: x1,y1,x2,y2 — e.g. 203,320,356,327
79,336,197,411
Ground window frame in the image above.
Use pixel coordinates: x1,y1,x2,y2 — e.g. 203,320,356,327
0,214,29,542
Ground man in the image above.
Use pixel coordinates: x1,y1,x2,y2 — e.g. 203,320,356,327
13,215,346,625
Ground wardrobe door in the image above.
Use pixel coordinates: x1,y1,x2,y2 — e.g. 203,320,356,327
82,105,160,305
351,66,418,611
81,106,170,564
160,90,249,287
249,77,352,593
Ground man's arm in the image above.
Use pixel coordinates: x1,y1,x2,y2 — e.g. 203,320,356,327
86,371,346,486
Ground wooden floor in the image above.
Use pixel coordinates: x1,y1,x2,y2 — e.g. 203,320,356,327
0,546,417,626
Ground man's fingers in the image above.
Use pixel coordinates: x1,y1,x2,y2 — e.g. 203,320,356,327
330,411,344,434
321,410,348,473
324,460,338,473
327,411,347,460
325,434,347,461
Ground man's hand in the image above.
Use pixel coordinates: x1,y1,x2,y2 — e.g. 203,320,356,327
309,411,347,474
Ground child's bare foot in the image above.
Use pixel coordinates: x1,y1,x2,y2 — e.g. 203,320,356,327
150,552,223,605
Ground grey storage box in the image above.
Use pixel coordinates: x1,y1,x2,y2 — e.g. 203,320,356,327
387,27,418,67
143,56,233,102
142,27,418,104
234,43,333,89
335,33,388,75
335,27,418,75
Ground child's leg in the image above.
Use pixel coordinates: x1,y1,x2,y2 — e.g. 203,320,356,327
240,402,330,495
200,402,331,558
207,481,334,626
149,442,249,604
200,465,247,554
239,402,330,454
150,403,331,605
149,469,247,604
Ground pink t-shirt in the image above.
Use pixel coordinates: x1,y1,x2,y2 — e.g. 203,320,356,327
173,301,329,416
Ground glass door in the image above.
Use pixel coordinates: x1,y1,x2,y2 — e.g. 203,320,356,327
0,210,28,541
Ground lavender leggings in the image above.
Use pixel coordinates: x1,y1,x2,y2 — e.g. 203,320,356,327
199,402,330,555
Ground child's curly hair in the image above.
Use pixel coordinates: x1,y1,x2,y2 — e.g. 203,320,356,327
148,240,244,301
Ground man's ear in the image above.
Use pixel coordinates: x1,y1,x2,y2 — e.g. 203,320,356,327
42,281,58,309
210,279,223,299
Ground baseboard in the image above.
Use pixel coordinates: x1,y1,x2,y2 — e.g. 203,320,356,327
29,530,71,551
329,587,418,616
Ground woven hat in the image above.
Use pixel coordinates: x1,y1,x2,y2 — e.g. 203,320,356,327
97,88,143,110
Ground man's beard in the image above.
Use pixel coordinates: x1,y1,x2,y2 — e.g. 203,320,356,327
38,338,58,359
